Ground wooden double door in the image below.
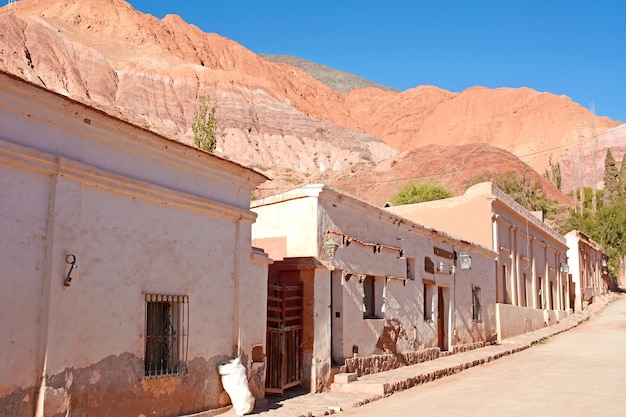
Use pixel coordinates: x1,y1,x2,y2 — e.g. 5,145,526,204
265,284,303,394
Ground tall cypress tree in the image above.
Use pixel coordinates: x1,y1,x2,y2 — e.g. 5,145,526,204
603,148,619,205
619,151,626,198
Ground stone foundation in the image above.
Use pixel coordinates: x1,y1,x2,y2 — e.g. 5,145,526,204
340,341,496,377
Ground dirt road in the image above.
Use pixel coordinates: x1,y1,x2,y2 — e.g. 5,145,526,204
342,293,626,417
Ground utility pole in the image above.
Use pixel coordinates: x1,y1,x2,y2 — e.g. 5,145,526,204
571,147,578,214
577,121,584,215
590,104,598,213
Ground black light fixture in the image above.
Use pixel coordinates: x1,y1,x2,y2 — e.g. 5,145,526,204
459,252,472,270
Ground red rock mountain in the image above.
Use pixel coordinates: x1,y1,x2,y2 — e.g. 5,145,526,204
1,0,624,206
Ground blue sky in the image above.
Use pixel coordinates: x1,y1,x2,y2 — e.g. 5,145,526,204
127,1,625,122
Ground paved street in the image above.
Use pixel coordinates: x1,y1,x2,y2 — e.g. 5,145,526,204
342,293,626,417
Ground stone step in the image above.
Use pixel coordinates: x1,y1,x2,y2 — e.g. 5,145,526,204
333,372,357,384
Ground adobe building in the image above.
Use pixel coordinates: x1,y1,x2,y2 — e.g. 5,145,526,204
565,230,609,310
386,182,571,341
251,184,496,393
0,71,271,417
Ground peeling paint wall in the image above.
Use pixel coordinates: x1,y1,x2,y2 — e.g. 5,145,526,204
0,73,270,417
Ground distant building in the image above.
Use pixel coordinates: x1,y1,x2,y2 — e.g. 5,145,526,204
386,182,571,341
565,230,609,310
0,71,271,417
252,184,496,392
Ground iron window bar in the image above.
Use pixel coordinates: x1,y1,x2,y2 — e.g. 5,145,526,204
144,294,189,378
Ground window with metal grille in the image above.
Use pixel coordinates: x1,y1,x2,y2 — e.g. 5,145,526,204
362,275,383,319
144,294,189,378
472,287,482,322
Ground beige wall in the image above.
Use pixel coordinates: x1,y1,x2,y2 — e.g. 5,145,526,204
387,182,571,340
387,184,494,248
252,194,319,259
0,73,270,417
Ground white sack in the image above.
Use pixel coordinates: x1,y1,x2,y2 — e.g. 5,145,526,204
217,357,255,416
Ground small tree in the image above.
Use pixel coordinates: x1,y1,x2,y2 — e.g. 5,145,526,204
619,152,626,197
543,155,562,190
192,95,218,152
390,181,453,206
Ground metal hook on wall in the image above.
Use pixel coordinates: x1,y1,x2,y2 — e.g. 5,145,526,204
64,254,78,287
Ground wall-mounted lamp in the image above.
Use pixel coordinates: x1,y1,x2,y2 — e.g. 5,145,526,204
437,262,445,273
560,262,570,274
459,252,472,270
450,265,457,274
64,254,78,287
323,237,339,258
601,259,608,267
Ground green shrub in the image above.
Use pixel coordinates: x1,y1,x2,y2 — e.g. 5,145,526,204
390,181,454,205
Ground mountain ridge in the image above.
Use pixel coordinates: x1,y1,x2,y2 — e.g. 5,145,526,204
1,0,623,206
260,54,397,94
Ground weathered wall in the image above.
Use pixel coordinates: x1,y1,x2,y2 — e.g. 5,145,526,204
0,147,51,416
252,185,497,390
319,189,498,363
0,148,263,417
0,73,269,417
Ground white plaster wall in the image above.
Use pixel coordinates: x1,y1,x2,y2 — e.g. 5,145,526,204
338,274,386,358
0,159,51,391
0,74,261,212
312,268,331,391
496,303,568,340
451,252,497,345
566,231,607,311
0,72,269,413
319,194,497,357
44,177,242,374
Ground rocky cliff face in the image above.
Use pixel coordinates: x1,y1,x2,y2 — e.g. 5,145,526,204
1,0,623,204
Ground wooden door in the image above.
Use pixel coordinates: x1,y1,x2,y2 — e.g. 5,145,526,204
569,278,576,311
265,284,303,394
437,287,445,351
